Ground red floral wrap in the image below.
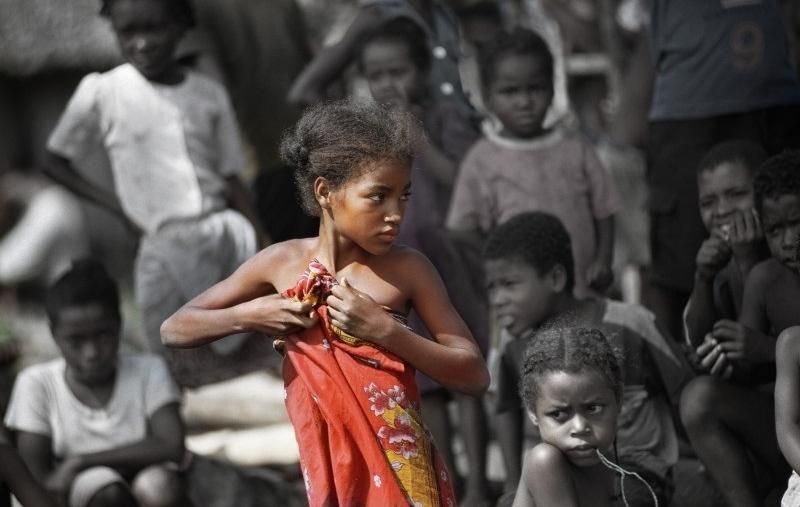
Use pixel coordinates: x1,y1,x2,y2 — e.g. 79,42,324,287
280,261,456,507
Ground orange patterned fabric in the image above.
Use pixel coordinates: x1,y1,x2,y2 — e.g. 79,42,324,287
280,260,456,507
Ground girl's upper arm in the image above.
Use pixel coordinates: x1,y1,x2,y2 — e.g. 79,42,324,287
184,246,280,310
518,444,580,507
405,251,478,350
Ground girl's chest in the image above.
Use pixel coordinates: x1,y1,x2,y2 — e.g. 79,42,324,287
274,258,410,313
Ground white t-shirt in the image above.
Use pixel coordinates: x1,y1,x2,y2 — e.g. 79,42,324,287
4,354,181,459
47,63,245,235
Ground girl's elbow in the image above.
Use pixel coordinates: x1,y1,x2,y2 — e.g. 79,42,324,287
462,360,490,396
160,318,182,348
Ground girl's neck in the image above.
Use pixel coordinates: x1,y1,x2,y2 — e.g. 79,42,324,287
315,216,369,274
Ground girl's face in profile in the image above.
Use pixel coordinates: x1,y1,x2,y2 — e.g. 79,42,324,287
108,0,185,84
531,369,619,467
326,159,412,255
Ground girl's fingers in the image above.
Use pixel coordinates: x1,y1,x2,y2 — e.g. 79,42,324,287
327,307,349,326
700,345,723,370
325,294,346,311
696,340,715,357
718,341,743,357
710,351,728,376
712,319,737,332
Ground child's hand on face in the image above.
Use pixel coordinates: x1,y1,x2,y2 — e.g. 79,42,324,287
243,294,318,336
726,208,762,259
587,258,613,292
711,319,773,364
696,334,734,379
326,278,396,344
696,232,732,281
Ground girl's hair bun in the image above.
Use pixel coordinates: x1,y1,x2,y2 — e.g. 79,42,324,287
279,99,418,217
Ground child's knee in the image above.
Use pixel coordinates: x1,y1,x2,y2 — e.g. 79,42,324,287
679,375,722,428
86,483,136,507
132,465,183,507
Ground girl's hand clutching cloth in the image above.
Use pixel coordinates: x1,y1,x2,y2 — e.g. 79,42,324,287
241,294,318,336
325,279,397,344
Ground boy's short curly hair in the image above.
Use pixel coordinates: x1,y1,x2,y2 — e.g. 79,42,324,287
280,98,420,216
45,259,120,328
358,17,431,75
520,326,622,409
697,139,767,176
479,27,553,92
483,211,575,292
100,0,196,28
753,150,800,213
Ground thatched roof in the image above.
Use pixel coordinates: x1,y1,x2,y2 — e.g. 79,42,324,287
0,0,121,76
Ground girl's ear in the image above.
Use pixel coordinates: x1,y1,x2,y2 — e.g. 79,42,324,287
314,177,332,210
548,264,567,293
527,408,539,427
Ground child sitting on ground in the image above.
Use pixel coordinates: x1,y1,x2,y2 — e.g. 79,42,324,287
514,326,654,506
4,260,187,507
684,140,769,354
161,99,489,507
680,150,800,507
448,27,619,296
0,425,55,507
358,17,490,505
44,0,265,385
485,212,690,506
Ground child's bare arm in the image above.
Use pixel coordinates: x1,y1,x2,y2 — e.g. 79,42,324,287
325,251,489,395
68,403,184,476
685,233,732,347
42,151,136,233
14,431,66,497
0,443,56,507
225,175,271,248
739,261,771,334
287,7,384,105
711,261,776,365
588,216,614,291
161,245,317,347
776,326,800,472
512,444,580,507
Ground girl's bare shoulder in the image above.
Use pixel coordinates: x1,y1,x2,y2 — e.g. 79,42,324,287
244,238,317,286
381,244,434,271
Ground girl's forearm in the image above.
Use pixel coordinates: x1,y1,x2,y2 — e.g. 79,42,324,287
379,322,489,396
161,303,252,348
